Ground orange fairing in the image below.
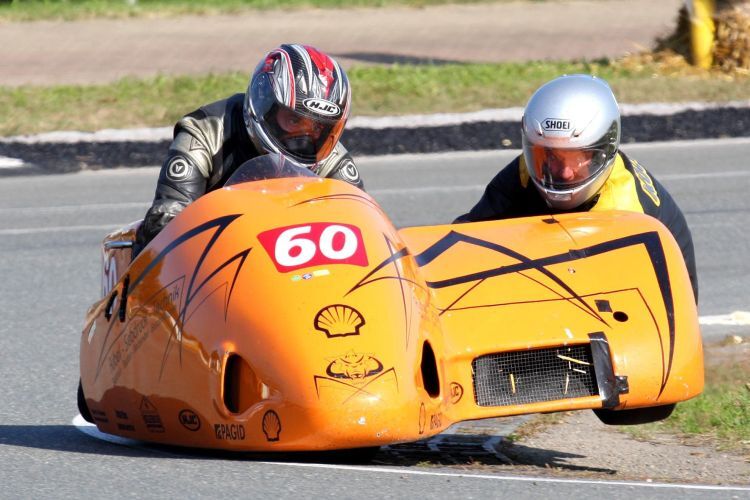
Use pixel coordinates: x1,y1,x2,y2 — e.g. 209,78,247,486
80,157,702,451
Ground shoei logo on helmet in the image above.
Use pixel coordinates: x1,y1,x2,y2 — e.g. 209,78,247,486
543,118,571,131
303,98,341,117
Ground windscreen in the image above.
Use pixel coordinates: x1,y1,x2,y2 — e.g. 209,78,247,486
224,154,317,187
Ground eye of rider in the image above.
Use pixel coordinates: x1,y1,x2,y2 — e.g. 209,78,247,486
276,108,323,138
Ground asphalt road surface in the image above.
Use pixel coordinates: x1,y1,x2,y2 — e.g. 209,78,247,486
0,139,748,498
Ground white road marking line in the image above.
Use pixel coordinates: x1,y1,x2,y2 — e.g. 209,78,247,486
71,415,749,492
699,311,750,326
371,185,484,195
0,223,127,235
0,202,148,215
660,170,750,180
0,156,26,169
264,461,750,492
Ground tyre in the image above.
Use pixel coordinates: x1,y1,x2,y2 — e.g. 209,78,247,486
77,378,94,423
593,403,676,425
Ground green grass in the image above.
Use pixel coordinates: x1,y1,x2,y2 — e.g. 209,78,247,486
0,0,520,21
630,351,750,451
3,59,749,136
663,357,750,447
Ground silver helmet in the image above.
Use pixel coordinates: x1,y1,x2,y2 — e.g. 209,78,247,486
521,74,621,210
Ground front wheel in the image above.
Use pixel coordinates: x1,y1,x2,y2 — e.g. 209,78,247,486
593,403,676,425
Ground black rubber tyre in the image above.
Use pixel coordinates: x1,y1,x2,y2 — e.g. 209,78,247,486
593,403,676,425
77,378,94,423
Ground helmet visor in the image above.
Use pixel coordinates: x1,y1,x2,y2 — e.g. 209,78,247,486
250,73,342,165
524,142,610,191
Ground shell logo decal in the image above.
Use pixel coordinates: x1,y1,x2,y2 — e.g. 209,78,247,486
262,410,281,442
314,304,365,338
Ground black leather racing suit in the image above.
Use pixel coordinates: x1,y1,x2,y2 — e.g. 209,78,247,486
135,93,364,248
455,151,698,302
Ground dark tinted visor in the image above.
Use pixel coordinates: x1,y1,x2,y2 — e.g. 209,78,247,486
251,76,343,164
263,103,338,163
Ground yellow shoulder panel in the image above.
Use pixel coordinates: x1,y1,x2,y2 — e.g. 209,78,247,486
591,154,644,213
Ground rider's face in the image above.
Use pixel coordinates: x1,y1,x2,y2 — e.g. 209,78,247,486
275,107,323,139
545,149,593,183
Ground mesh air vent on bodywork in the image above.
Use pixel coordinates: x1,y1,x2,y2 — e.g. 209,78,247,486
472,344,598,407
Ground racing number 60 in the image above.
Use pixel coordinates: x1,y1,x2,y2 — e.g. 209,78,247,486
259,222,369,272
275,225,358,267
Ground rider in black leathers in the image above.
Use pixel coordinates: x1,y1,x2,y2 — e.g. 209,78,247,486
135,44,363,250
455,75,698,301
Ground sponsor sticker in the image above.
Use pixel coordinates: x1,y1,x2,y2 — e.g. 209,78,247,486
542,118,571,132
179,409,201,431
214,423,245,441
314,304,365,338
302,98,341,117
262,410,281,442
449,382,464,404
140,397,165,433
258,222,368,273
291,269,330,282
326,352,383,380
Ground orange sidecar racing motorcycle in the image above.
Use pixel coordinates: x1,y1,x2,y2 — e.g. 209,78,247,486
78,154,703,451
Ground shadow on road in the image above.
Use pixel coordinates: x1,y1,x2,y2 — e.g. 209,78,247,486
0,424,613,474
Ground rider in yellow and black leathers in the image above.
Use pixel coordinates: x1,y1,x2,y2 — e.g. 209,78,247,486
455,75,698,301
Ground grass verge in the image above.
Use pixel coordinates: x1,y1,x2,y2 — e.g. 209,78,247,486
627,339,750,453
2,59,749,136
0,0,512,22
650,344,749,448
508,339,750,455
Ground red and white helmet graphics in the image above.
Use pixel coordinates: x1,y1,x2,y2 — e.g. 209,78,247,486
244,44,351,166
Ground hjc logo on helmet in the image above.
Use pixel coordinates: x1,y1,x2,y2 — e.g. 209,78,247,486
542,118,571,131
303,98,341,117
